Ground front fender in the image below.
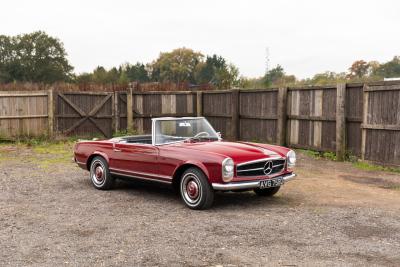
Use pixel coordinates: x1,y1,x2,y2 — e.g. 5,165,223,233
172,159,224,184
177,160,210,179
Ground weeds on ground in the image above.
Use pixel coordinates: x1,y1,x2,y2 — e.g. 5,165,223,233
352,161,400,174
298,149,400,174
0,136,79,167
298,149,337,161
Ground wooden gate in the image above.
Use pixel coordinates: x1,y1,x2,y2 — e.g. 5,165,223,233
55,92,115,138
361,83,400,166
0,90,52,138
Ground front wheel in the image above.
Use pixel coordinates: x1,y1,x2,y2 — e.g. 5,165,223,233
180,168,214,210
254,186,280,197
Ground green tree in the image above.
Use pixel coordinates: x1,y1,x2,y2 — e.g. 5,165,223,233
91,66,109,83
0,31,73,83
372,56,400,78
124,63,149,82
263,65,285,87
194,55,240,89
150,48,203,83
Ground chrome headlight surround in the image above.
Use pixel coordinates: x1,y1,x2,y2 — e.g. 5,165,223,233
287,150,296,168
222,158,234,182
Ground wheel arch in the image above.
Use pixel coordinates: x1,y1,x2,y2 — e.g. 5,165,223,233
172,162,210,190
86,151,110,170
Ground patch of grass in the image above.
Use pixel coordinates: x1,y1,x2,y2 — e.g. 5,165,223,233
24,142,73,169
352,161,400,174
322,151,337,161
0,138,76,167
298,149,333,160
298,148,400,174
388,185,400,191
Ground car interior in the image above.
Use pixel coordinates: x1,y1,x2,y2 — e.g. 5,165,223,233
119,135,152,144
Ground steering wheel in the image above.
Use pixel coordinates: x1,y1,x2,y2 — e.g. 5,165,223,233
194,131,210,138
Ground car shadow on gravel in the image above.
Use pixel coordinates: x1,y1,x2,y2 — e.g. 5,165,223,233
109,178,296,209
213,191,298,209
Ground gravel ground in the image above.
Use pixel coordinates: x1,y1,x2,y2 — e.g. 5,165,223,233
1,143,400,266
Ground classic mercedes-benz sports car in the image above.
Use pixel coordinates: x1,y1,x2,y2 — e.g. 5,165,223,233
74,117,296,209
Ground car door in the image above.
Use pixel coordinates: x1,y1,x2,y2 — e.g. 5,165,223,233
109,141,160,180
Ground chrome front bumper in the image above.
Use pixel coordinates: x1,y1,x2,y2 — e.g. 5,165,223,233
212,173,296,191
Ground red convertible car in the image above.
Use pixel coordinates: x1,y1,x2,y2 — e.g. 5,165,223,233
74,117,296,209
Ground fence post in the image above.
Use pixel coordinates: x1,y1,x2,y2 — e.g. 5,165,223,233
47,88,54,137
231,89,240,140
196,91,203,116
113,91,119,133
277,87,288,146
127,87,133,133
336,83,346,161
361,84,369,160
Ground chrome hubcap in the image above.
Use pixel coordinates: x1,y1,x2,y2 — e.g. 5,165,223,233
186,180,199,199
91,160,106,186
95,166,104,182
181,173,202,205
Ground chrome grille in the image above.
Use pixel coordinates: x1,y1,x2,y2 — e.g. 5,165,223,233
236,158,285,177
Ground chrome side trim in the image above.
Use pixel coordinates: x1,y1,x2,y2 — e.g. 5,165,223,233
236,156,284,167
109,167,172,180
212,173,296,191
110,171,172,184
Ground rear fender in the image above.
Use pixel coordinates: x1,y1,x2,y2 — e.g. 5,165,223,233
86,151,110,170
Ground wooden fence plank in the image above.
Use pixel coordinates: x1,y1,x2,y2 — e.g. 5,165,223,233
289,90,300,145
276,87,287,145
231,89,240,140
336,83,346,161
113,91,119,132
47,89,54,137
196,91,202,116
127,87,133,132
361,85,369,160
313,90,323,148
361,124,400,131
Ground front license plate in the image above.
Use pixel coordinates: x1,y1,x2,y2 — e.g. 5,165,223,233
259,177,283,189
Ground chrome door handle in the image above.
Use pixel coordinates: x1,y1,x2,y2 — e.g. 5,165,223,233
113,148,122,152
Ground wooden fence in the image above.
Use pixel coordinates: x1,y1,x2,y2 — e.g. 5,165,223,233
0,81,399,166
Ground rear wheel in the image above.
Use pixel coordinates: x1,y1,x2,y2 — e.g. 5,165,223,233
254,186,280,197
180,168,214,210
89,156,115,190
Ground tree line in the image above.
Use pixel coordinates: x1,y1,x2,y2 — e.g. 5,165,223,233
243,57,400,88
1,31,400,89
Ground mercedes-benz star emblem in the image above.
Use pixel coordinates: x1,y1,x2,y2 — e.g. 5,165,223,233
263,161,273,175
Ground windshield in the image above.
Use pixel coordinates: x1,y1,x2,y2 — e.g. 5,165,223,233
154,117,219,145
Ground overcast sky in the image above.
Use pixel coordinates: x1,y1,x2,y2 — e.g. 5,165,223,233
1,0,399,78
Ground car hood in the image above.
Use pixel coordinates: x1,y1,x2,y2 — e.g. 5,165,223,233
174,141,283,164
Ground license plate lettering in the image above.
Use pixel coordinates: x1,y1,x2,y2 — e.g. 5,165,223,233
259,177,283,189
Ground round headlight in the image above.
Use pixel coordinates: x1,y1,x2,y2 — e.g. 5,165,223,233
287,150,296,167
222,158,234,182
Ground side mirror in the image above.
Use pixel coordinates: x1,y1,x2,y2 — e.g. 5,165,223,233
217,132,222,140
